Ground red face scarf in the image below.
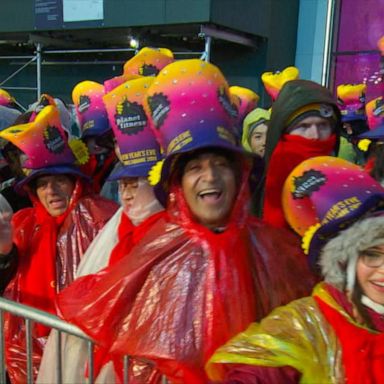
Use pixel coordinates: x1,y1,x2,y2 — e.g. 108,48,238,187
16,180,84,316
263,134,337,228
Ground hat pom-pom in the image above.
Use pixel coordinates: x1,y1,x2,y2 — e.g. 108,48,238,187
358,139,371,152
148,160,164,186
302,223,321,255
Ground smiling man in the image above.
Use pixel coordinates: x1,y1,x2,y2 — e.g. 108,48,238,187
0,105,118,383
57,59,315,384
179,148,238,230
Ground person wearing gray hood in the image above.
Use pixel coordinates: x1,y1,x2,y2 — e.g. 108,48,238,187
208,156,384,384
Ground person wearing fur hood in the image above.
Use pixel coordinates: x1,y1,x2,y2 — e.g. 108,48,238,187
207,156,384,384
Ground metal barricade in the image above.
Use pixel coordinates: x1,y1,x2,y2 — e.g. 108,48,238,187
0,297,168,384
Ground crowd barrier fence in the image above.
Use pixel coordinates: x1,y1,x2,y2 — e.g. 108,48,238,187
0,297,168,384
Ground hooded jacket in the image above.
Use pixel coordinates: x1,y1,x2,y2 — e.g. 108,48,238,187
57,159,315,383
3,179,118,384
207,283,384,384
241,108,270,153
252,80,341,220
264,80,341,165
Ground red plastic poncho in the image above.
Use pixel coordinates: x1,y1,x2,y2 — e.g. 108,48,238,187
3,179,118,384
57,164,315,383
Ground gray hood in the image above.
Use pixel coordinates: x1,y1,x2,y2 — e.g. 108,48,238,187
320,215,384,292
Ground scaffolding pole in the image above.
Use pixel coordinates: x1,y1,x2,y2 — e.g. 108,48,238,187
321,0,336,87
36,43,42,99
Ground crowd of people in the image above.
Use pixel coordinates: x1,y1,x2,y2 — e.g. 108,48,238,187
0,43,382,383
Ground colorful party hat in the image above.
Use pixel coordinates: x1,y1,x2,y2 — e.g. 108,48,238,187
337,83,367,122
261,66,299,102
104,74,141,93
28,94,75,138
72,81,110,138
0,89,16,108
143,59,241,200
0,105,85,190
358,97,384,140
123,47,174,77
103,76,162,179
229,85,259,136
282,156,384,267
104,47,174,94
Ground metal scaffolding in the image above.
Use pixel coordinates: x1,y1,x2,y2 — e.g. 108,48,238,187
0,29,212,109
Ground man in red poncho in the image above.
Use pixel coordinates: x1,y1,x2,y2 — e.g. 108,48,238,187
0,105,118,383
37,76,167,383
57,59,315,383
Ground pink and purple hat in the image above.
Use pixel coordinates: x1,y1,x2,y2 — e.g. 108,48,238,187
282,156,384,268
72,81,110,138
229,85,259,136
123,47,174,77
104,47,174,93
358,96,384,140
0,105,86,191
104,74,139,94
143,59,241,199
103,76,162,180
0,89,16,108
337,83,367,122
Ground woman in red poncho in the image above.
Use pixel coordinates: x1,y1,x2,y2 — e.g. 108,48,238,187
56,59,315,383
0,105,118,384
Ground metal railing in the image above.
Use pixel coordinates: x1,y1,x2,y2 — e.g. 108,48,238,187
0,297,168,383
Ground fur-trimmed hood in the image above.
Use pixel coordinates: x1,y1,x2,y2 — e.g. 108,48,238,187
320,215,384,292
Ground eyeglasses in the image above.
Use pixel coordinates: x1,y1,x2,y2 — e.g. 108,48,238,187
360,251,384,268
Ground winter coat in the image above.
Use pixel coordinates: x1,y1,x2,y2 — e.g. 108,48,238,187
207,282,384,384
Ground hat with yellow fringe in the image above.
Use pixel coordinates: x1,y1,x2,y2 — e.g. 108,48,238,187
337,83,367,122
72,81,110,138
282,156,384,268
103,76,162,180
0,105,88,191
261,66,299,102
143,59,241,203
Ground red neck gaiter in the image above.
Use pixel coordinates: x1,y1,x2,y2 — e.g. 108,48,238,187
263,134,337,228
18,180,84,316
